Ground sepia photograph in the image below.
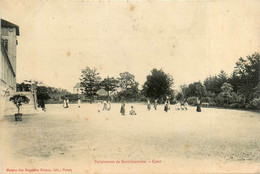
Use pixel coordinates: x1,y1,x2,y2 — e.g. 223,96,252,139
0,0,260,173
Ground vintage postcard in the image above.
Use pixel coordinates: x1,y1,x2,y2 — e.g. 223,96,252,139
1,0,260,173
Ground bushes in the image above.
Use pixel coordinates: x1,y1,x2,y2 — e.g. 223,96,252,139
187,97,197,106
246,98,260,110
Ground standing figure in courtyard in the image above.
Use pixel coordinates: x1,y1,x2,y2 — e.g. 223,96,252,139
103,100,108,111
196,98,201,112
147,100,151,111
63,99,66,108
107,101,111,111
154,99,158,110
164,101,168,112
66,98,69,108
120,101,125,115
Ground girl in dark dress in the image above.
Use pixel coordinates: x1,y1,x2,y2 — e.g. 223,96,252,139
120,101,125,115
196,98,201,112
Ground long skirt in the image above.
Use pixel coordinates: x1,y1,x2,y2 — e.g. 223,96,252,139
120,107,125,115
196,104,201,112
164,105,168,112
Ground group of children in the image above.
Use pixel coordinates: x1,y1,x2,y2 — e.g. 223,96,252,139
97,100,111,113
120,102,137,116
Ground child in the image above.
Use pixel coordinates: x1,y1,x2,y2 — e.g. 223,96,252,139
130,106,137,115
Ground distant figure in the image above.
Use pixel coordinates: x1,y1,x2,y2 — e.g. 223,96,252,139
175,102,181,110
78,98,81,108
39,99,46,111
130,106,137,115
63,98,69,108
180,102,185,110
196,98,201,112
120,101,125,115
107,101,111,111
103,100,108,110
97,101,102,113
147,100,151,111
66,99,69,108
63,99,66,108
164,101,168,112
167,100,170,111
154,99,158,110
184,101,188,110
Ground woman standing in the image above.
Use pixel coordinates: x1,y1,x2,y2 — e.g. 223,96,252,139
196,98,201,112
164,101,168,112
147,100,151,111
107,101,111,111
154,99,158,110
103,100,108,111
120,101,125,115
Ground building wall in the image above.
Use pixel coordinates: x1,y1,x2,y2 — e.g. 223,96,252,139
0,27,18,117
1,27,17,92
73,87,84,94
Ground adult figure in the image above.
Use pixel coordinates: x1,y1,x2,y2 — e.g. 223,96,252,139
164,101,168,112
147,100,151,111
107,101,111,111
103,100,108,110
196,98,201,112
120,101,125,115
63,99,67,108
154,99,158,110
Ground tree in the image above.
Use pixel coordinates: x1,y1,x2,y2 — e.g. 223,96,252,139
9,94,30,114
100,76,119,96
117,72,139,101
176,92,184,102
203,70,228,95
143,69,174,101
36,86,51,101
230,52,260,101
80,67,102,102
184,81,206,100
218,82,233,105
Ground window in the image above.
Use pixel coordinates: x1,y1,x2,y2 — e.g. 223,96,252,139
3,39,8,51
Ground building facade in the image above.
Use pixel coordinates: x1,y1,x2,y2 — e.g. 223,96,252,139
0,19,20,116
73,83,85,94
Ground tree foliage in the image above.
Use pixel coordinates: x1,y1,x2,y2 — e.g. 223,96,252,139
80,67,102,101
9,94,30,113
117,72,139,101
143,69,173,100
100,76,119,95
230,52,260,101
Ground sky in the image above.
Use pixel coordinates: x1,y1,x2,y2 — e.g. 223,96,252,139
1,0,260,92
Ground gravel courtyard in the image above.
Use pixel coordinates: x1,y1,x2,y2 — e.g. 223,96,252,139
1,103,260,173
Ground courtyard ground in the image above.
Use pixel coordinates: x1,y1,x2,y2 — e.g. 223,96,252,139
1,103,260,174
